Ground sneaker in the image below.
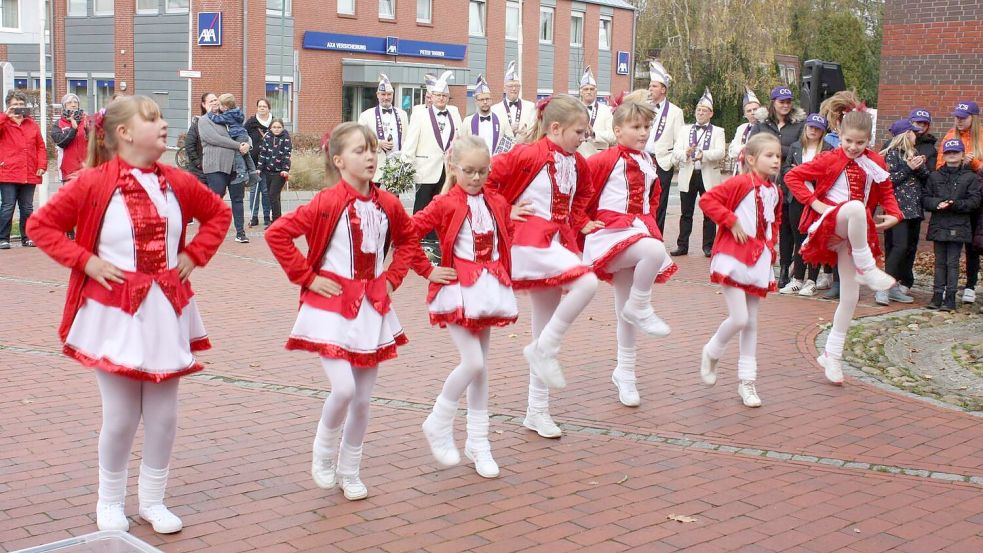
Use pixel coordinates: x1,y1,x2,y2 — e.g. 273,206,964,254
248,218,259,228
822,282,840,300
21,239,35,247
311,455,337,489
779,278,803,295
96,501,129,532
234,233,250,243
797,280,818,297
898,284,910,295
138,504,183,534
738,380,762,407
816,272,833,290
887,286,914,304
700,344,719,386
612,373,640,407
941,293,957,312
817,353,844,385
962,287,976,303
855,267,895,292
339,474,368,501
523,409,562,438
523,341,565,389
620,303,671,337
0,241,9,250
874,290,890,306
464,445,500,478
421,414,460,467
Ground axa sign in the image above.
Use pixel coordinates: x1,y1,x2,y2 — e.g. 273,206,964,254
198,12,222,46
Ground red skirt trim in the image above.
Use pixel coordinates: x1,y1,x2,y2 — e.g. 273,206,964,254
800,203,881,267
63,344,203,383
591,235,676,284
655,262,679,284
429,310,518,332
285,333,409,367
512,265,591,290
190,337,212,352
710,272,776,298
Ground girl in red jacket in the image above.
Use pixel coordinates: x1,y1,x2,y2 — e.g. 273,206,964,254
584,99,676,407
26,96,232,534
265,122,442,500
412,135,518,478
486,94,599,439
784,110,901,385
698,134,783,407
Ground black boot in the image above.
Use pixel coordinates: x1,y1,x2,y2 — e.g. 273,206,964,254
927,292,943,310
940,292,957,312
778,264,791,289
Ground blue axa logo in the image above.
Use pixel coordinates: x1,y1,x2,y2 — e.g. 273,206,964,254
198,12,223,46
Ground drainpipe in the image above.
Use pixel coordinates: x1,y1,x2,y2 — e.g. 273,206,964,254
242,0,248,108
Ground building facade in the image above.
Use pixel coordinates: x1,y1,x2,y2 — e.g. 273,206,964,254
2,0,635,145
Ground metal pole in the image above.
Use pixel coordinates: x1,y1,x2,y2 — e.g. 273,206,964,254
280,0,286,123
39,2,49,206
516,0,523,91
242,0,248,109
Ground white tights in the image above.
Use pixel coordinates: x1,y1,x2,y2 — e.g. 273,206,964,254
438,326,491,411
318,358,379,449
826,200,869,359
610,239,670,379
527,272,599,411
96,371,180,473
706,287,761,381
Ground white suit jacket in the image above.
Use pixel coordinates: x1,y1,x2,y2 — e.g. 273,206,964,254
671,123,727,192
645,101,684,171
577,101,616,158
491,98,537,141
401,105,463,184
357,106,409,182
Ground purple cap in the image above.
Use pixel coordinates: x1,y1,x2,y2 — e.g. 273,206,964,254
952,101,980,118
805,113,827,130
770,86,793,101
908,108,931,123
942,139,965,153
888,119,916,137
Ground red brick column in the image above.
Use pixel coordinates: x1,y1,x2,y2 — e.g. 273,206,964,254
115,0,135,96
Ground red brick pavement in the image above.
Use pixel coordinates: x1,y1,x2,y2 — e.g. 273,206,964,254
1,219,982,552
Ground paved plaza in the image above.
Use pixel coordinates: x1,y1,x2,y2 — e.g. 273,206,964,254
1,207,981,553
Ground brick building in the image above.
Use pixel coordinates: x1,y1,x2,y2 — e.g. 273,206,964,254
4,0,636,144
876,0,983,141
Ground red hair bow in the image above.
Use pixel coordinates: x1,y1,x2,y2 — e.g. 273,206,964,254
845,101,868,114
321,131,332,151
608,91,627,110
536,96,553,120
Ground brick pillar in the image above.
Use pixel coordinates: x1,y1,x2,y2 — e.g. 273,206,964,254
115,0,135,96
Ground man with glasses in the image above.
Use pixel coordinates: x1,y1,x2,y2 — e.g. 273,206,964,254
463,75,505,155
358,73,408,182
491,61,536,142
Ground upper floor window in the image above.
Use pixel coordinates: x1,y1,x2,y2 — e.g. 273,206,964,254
599,16,612,50
0,0,19,28
338,0,355,16
417,0,431,23
379,0,394,19
570,12,584,47
539,7,553,44
469,1,485,37
505,2,520,40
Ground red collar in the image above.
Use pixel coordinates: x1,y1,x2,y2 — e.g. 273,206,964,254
449,184,484,199
616,144,643,156
338,179,376,202
543,137,573,157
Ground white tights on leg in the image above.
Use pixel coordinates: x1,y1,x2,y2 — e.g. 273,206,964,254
439,326,491,411
705,286,760,376
318,358,378,450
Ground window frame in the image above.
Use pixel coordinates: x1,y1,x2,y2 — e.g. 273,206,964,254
136,0,159,14
67,0,86,17
266,82,293,122
67,78,90,113
599,16,612,51
416,0,431,24
165,0,189,13
469,0,486,37
379,0,395,20
539,7,554,45
570,11,584,47
93,0,114,16
505,1,520,40
0,0,20,30
338,0,355,16
266,0,291,16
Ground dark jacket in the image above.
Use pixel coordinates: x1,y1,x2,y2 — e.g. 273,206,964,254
923,165,981,243
749,107,806,162
914,133,938,180
257,130,292,174
184,116,206,183
884,148,930,220
781,139,832,202
244,115,271,164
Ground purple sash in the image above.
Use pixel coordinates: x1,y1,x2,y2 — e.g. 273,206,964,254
652,101,670,142
429,108,455,153
689,124,712,159
504,99,522,125
471,112,501,150
374,106,402,149
588,102,598,129
741,124,752,144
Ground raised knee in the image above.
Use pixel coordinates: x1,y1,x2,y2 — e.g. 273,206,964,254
579,272,600,292
842,200,866,217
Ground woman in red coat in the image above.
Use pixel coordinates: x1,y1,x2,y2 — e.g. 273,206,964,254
784,110,901,385
27,96,232,534
584,99,676,407
0,91,47,248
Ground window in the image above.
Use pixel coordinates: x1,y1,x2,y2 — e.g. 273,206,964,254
267,82,292,121
266,0,291,15
400,87,426,112
137,0,158,13
416,0,431,23
539,7,553,44
570,12,584,47
166,0,189,12
68,0,85,16
94,0,113,15
95,79,115,110
14,78,27,90
505,2,520,40
469,1,485,37
338,0,354,15
342,85,378,123
599,16,612,50
68,79,90,113
379,0,394,19
0,0,18,29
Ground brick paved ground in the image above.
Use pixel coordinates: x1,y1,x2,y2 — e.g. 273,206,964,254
1,204,981,553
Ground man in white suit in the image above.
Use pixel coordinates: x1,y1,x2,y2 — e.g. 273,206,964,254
463,75,505,154
728,86,761,175
491,60,536,142
576,66,615,158
402,70,463,260
671,87,726,257
644,60,685,233
357,73,409,182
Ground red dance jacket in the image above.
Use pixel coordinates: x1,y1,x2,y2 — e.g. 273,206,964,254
585,144,664,240
26,157,233,342
699,173,783,267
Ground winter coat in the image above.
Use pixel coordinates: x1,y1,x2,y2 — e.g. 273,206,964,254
748,108,806,162
244,115,271,164
0,113,47,185
50,114,90,181
922,165,981,243
184,116,206,183
936,128,982,173
257,131,293,174
781,140,833,202
914,133,937,178
884,148,929,220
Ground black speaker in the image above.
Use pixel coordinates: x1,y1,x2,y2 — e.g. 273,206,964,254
801,59,846,114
